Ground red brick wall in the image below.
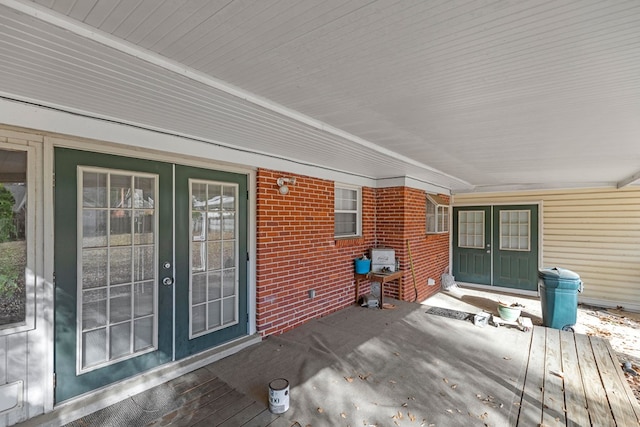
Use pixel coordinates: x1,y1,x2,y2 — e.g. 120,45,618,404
256,169,376,336
256,169,449,336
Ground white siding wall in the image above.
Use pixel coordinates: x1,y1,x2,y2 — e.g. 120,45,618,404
454,188,640,312
0,129,48,427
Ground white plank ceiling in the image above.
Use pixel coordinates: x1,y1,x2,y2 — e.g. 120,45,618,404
1,0,640,192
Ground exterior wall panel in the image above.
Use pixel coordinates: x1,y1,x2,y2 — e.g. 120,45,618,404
454,188,640,311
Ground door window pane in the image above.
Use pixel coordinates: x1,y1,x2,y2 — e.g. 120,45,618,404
458,211,485,249
0,149,27,326
499,210,530,251
190,180,238,338
79,168,158,371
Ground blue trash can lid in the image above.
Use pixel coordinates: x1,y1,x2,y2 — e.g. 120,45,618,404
538,267,580,280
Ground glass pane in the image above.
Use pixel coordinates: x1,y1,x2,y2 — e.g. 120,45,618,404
82,288,107,330
110,247,132,285
192,273,207,305
223,269,235,297
335,212,356,236
222,186,235,210
192,241,205,272
192,211,206,241
208,271,222,300
222,241,235,269
208,184,222,211
207,212,221,241
133,177,154,209
0,150,27,326
82,210,107,247
335,188,357,210
110,322,131,359
222,212,235,239
134,317,153,352
82,248,107,289
110,174,132,209
208,301,221,329
83,172,107,208
134,281,154,317
223,297,235,325
192,304,205,335
83,329,107,368
207,241,222,270
110,210,132,246
134,246,154,282
134,210,154,245
110,284,132,324
192,182,207,212
520,237,529,250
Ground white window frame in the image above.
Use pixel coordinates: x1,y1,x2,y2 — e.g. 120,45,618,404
0,142,37,335
458,210,485,249
499,209,531,252
426,195,449,234
334,184,362,238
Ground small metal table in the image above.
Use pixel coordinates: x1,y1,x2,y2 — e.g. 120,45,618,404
354,270,403,308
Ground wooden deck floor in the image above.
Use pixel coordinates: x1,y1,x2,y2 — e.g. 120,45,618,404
516,326,640,427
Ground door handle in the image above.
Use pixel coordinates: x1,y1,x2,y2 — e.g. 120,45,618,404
486,250,491,253
162,277,174,286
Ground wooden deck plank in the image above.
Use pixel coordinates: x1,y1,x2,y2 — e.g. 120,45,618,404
188,389,251,426
602,338,640,425
590,337,640,427
240,408,281,427
575,333,616,427
217,403,274,427
517,326,546,427
542,328,566,426
559,330,590,427
169,368,219,395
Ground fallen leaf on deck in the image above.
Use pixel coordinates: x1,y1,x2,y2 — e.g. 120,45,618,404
551,371,565,378
340,412,346,418
394,352,400,356
317,407,324,413
402,403,408,407
446,409,453,414
389,380,397,384
408,413,416,421
503,356,512,360
345,376,354,383
443,378,449,384
451,384,457,389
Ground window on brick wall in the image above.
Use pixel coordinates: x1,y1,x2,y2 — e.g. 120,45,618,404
426,194,449,233
334,184,361,238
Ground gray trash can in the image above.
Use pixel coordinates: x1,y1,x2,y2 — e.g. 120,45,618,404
538,267,583,331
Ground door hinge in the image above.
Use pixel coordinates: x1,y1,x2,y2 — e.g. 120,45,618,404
246,252,249,262
246,190,249,200
53,373,56,388
246,313,249,323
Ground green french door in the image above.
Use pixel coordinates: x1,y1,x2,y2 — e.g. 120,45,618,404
453,205,538,291
452,207,492,285
54,148,247,403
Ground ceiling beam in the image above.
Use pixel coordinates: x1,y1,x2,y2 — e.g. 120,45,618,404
617,170,640,189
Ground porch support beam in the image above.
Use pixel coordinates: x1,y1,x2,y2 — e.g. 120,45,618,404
616,170,640,189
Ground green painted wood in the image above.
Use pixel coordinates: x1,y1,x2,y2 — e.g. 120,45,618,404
54,148,173,403
492,205,539,291
452,206,491,285
173,164,248,360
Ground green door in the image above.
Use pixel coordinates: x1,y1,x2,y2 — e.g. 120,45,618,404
452,207,492,285
54,149,248,403
492,205,539,291
452,204,538,291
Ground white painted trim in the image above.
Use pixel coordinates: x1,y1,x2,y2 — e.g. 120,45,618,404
617,170,640,189
456,282,540,298
453,181,617,194
17,334,261,427
247,170,257,336
0,0,469,190
334,183,362,239
43,138,55,413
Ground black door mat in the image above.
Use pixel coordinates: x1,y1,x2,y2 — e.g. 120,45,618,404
425,306,474,322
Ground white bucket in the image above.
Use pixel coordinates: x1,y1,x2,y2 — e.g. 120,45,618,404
268,378,290,414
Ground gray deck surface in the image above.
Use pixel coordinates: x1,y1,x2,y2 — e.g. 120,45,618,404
56,295,640,427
